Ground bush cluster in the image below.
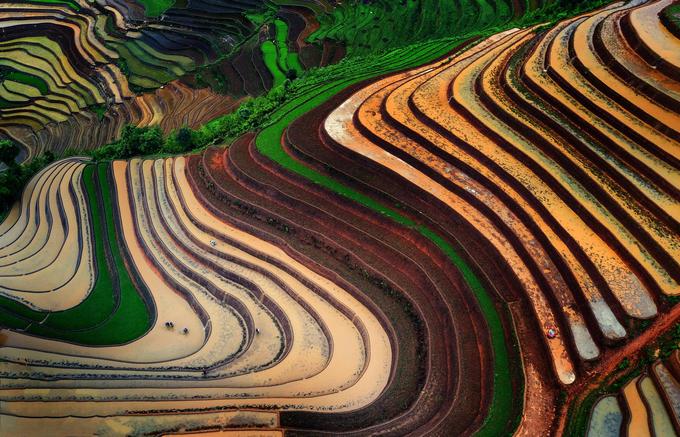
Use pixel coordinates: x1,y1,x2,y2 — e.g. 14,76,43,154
91,124,164,160
0,139,55,217
0,77,300,218
88,79,293,161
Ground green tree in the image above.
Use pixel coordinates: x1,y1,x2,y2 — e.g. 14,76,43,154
176,126,193,151
0,139,19,166
118,125,164,157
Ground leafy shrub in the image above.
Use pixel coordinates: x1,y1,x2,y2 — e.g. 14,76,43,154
0,139,19,165
0,144,55,219
91,125,163,160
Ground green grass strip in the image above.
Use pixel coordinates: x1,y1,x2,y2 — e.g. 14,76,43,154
261,40,287,88
274,19,304,75
256,38,516,435
4,71,49,95
85,163,152,343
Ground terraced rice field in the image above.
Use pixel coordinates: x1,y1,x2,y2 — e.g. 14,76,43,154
0,0,329,160
318,0,678,382
0,0,679,435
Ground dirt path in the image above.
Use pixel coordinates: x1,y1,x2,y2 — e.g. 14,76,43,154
554,303,680,435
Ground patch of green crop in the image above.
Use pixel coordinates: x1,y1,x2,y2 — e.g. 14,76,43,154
260,19,305,88
246,11,273,26
274,19,303,76
138,0,175,17
261,40,287,88
2,70,49,95
308,0,611,56
661,3,680,36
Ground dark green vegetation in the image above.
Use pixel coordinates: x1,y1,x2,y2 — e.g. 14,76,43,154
661,2,680,37
308,0,611,55
0,69,51,110
0,68,49,96
0,139,19,166
92,125,165,160
564,323,680,437
0,164,152,344
0,140,54,221
91,104,108,121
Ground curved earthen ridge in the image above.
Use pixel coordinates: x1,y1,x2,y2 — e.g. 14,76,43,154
0,0,678,435
0,155,395,431
0,158,94,310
